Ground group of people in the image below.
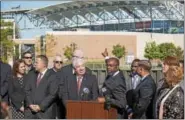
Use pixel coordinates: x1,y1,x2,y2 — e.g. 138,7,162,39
0,49,184,119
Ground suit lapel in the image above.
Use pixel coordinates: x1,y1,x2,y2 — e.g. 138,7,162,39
135,75,150,90
33,72,39,89
68,74,78,99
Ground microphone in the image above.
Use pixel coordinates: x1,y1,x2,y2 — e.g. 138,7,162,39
81,87,90,101
101,87,111,110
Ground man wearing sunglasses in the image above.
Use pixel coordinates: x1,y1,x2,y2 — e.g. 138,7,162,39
48,54,63,119
22,51,34,74
50,54,63,74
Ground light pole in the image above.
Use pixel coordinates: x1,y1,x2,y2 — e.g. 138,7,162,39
13,20,16,40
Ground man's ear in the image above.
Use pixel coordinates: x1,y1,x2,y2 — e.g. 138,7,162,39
140,67,143,72
116,66,119,70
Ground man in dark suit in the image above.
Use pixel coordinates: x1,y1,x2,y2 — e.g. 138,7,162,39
24,55,58,119
49,54,63,74
101,48,141,90
22,51,35,74
60,58,99,101
0,61,12,118
48,54,63,119
97,57,127,119
57,49,92,118
128,60,156,119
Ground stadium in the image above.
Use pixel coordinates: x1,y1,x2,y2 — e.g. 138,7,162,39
27,1,184,33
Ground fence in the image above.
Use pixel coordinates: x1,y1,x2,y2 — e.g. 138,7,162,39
63,63,163,87
91,69,163,88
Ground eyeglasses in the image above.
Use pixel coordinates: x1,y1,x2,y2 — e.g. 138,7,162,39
24,57,32,59
55,61,63,64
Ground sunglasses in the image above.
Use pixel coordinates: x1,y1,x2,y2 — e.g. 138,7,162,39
55,61,63,64
24,57,32,59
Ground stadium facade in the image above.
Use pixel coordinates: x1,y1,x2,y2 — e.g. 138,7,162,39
26,1,184,33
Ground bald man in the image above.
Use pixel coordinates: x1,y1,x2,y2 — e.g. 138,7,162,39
49,55,63,74
48,55,63,119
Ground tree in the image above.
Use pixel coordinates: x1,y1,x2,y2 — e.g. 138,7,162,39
158,43,176,60
144,41,184,61
112,44,126,59
63,42,77,61
175,46,184,60
0,20,16,63
144,41,162,60
45,34,57,57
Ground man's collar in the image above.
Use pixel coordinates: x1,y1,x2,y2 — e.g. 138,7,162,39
40,68,48,75
141,74,150,81
113,71,120,77
53,68,57,72
72,68,75,74
108,70,120,77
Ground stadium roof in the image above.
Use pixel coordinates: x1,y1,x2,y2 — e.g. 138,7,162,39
26,1,184,29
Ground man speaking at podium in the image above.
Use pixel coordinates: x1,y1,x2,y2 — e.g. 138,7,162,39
98,57,127,119
61,58,99,101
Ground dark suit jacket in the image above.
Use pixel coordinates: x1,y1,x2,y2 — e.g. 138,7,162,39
24,69,58,119
57,64,92,101
63,73,99,101
102,71,127,119
8,76,25,110
132,74,156,119
61,64,92,75
48,68,57,75
0,61,12,103
48,68,65,119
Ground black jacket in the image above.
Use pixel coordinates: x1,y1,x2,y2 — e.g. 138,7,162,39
0,61,12,103
24,69,58,119
102,71,127,119
132,74,156,119
61,73,99,101
8,76,25,110
57,64,92,101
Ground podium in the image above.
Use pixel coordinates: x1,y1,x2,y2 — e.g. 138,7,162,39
66,100,117,119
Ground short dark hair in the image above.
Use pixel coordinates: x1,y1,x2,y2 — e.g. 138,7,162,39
131,59,140,65
138,60,152,72
22,51,32,58
107,57,120,66
36,55,48,67
13,59,25,77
